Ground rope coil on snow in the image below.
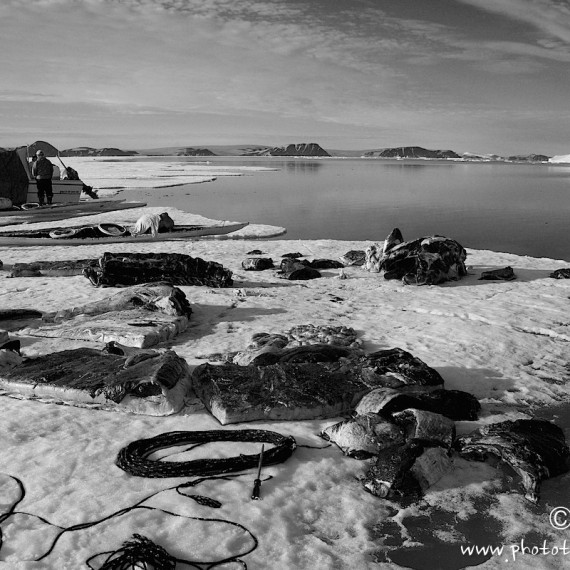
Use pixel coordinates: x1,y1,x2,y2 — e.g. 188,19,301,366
0,431,297,568
93,534,176,570
116,429,297,478
49,228,78,239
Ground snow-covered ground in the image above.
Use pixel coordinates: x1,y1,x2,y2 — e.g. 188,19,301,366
0,158,569,569
0,230,569,570
59,156,277,194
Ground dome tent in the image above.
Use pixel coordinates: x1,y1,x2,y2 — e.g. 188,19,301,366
0,141,67,207
0,148,30,207
27,140,60,157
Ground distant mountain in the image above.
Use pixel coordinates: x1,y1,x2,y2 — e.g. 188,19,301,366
462,152,551,162
47,142,556,162
139,142,330,157
241,143,331,157
138,146,217,156
175,147,216,156
506,154,550,163
60,147,138,157
461,152,505,162
363,146,460,159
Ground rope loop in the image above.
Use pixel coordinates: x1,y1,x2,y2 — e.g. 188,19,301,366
116,429,297,478
94,533,176,570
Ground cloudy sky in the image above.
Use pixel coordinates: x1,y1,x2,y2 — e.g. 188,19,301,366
1,0,569,154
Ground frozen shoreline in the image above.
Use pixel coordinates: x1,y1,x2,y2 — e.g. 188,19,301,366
0,215,569,569
58,157,279,194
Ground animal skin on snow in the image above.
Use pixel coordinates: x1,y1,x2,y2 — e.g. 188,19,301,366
43,283,192,322
456,419,569,503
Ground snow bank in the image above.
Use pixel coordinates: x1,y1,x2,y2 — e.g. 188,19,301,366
0,231,569,569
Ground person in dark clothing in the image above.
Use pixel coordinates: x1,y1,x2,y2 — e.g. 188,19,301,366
31,150,54,206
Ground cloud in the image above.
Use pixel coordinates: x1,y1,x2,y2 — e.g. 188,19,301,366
455,0,570,43
1,0,413,121
7,0,521,124
443,38,570,73
1,0,569,153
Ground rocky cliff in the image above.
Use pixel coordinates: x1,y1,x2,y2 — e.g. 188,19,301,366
363,146,460,159
241,143,331,157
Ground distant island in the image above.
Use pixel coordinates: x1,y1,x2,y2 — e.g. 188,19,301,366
461,152,550,163
17,140,559,162
60,147,138,157
506,153,550,163
134,142,331,157
362,146,460,159
360,147,550,162
240,143,331,157
134,143,554,161
174,148,217,156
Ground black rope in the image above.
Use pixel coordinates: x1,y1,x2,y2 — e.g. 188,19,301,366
0,475,25,526
90,534,177,570
0,473,259,569
0,429,298,569
116,429,297,478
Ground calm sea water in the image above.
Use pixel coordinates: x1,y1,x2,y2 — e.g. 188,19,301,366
120,157,570,261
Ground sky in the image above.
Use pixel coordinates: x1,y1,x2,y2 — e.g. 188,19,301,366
0,0,569,155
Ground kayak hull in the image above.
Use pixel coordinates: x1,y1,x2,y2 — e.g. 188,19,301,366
0,200,147,226
0,222,249,247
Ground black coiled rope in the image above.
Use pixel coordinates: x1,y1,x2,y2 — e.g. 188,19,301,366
116,429,297,478
94,534,176,569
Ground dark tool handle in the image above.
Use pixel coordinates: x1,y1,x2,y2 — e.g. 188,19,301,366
252,478,262,500
251,443,264,500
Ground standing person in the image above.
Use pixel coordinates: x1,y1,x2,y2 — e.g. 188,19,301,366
31,150,54,206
